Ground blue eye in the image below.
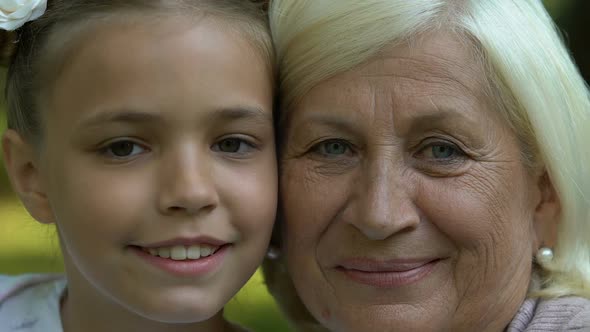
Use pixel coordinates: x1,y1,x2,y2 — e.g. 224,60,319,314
417,141,466,162
430,145,457,159
314,139,350,156
212,137,256,155
103,140,146,158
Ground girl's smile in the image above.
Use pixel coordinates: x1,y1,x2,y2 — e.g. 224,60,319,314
133,244,230,278
129,236,232,278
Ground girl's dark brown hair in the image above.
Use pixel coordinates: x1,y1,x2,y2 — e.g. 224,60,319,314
0,0,273,144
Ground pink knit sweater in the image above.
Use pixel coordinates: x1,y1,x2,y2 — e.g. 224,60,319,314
506,296,590,331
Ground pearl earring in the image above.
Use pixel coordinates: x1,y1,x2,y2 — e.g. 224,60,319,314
266,246,281,260
535,247,554,265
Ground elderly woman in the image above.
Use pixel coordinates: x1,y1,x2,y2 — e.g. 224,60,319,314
263,0,590,331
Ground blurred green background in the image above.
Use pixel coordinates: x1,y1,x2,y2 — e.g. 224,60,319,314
0,1,587,331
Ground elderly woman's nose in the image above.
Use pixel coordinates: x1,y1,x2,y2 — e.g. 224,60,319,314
350,160,420,240
158,150,220,217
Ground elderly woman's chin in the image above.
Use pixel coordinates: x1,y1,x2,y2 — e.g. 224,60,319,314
279,31,553,332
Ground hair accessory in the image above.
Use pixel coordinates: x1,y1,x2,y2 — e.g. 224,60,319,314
0,0,47,31
535,247,554,265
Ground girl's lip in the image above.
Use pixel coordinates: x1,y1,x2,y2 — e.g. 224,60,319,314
137,236,229,248
335,258,443,288
132,244,230,277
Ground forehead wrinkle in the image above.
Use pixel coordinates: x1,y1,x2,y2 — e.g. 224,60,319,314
419,52,485,98
368,85,399,141
358,51,486,102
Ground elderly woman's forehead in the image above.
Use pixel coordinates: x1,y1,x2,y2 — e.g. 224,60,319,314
355,32,485,87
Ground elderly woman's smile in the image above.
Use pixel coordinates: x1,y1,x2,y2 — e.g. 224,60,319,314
332,257,442,288
280,31,556,331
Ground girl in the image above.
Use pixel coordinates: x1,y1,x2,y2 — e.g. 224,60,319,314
0,1,277,331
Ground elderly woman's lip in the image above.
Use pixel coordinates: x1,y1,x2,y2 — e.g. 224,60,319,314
336,258,440,272
335,259,442,288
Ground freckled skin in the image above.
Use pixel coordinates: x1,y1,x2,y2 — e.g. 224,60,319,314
280,32,556,332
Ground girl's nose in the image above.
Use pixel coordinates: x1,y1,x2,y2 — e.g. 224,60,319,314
158,150,219,217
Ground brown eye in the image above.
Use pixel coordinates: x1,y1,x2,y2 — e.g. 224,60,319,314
105,140,145,158
212,137,257,156
218,138,242,153
109,141,134,156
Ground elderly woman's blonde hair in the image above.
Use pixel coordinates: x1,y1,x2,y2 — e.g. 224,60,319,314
265,0,590,327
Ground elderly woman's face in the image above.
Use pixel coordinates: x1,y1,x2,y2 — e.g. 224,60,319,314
280,32,555,331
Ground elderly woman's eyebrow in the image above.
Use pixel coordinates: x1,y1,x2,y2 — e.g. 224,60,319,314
399,107,485,141
290,112,361,135
293,106,479,134
408,107,477,125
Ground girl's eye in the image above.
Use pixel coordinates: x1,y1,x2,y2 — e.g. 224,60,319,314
103,140,146,158
312,139,352,157
212,137,256,155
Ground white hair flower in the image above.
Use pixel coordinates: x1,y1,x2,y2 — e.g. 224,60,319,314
0,0,47,31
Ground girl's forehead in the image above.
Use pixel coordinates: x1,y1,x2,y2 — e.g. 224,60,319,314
44,18,273,134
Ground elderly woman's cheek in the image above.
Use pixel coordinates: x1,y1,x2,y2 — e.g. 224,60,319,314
431,164,535,302
280,160,329,243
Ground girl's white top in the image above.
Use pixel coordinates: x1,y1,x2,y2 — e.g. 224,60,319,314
0,274,66,332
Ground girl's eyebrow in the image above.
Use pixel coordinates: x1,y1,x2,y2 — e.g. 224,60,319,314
208,106,271,123
78,110,163,128
77,106,271,128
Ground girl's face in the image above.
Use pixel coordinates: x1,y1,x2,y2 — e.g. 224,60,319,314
28,18,276,324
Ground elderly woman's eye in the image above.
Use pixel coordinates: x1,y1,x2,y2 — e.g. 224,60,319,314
417,141,466,161
431,145,457,159
312,139,352,157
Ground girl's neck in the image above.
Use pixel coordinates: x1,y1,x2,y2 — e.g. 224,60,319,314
60,284,237,332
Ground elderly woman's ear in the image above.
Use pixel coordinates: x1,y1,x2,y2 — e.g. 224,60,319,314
533,171,560,249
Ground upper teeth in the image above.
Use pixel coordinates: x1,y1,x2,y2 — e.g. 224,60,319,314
146,245,219,260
